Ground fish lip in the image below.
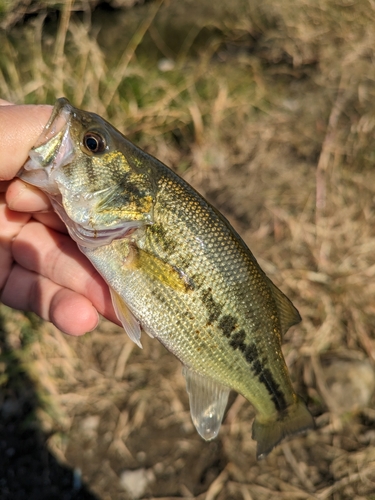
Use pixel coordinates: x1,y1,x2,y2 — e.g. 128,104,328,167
17,98,75,194
35,97,74,149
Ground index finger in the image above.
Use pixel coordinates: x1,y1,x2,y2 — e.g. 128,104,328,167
0,103,52,181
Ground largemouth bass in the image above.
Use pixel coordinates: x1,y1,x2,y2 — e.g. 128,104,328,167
18,98,314,459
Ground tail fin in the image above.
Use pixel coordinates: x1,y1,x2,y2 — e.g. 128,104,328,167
252,395,314,460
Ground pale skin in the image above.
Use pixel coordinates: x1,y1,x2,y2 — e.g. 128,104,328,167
0,99,118,335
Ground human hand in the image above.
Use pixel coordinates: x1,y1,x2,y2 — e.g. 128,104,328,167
0,99,118,335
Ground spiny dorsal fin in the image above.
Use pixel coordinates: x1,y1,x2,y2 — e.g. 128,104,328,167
266,277,301,336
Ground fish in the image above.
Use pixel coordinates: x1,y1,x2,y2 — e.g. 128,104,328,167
18,98,314,459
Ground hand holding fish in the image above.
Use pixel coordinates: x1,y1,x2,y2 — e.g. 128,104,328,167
0,100,118,335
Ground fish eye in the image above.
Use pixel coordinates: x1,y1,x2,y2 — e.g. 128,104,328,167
83,132,106,154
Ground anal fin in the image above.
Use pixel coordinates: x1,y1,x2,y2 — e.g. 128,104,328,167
182,366,230,440
110,288,142,348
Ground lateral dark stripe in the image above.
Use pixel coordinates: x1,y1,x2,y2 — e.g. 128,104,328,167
258,367,288,412
219,315,238,338
227,334,287,412
244,343,258,363
229,330,246,352
201,289,222,323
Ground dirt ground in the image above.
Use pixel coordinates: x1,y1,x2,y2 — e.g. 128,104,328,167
2,0,375,499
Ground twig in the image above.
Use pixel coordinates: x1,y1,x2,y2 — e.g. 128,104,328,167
52,0,74,97
54,0,73,62
282,442,316,495
205,468,229,500
114,341,134,379
315,76,352,271
351,309,375,362
310,355,340,415
103,0,165,109
317,471,364,499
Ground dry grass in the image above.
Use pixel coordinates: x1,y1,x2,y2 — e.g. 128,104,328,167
2,0,375,498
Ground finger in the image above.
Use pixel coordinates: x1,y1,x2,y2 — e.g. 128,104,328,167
0,104,52,181
0,99,12,106
0,193,31,240
6,178,52,212
12,220,118,324
5,179,66,233
32,212,68,233
0,181,11,193
1,264,99,336
0,193,31,289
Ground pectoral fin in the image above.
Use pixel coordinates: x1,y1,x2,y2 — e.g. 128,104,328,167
135,248,193,292
182,366,230,440
110,288,142,348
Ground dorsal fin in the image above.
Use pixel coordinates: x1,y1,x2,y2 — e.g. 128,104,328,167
266,277,301,336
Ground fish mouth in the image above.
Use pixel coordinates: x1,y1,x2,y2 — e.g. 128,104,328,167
18,98,75,195
33,97,74,149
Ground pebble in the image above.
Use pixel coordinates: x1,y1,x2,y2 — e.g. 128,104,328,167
120,468,155,499
323,359,375,412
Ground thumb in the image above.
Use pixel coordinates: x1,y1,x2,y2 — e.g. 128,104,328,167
0,103,53,181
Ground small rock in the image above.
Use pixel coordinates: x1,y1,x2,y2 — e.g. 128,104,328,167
323,359,375,412
120,468,155,499
80,415,100,433
158,58,175,72
136,451,146,463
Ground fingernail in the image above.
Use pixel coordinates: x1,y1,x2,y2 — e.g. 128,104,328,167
88,313,100,333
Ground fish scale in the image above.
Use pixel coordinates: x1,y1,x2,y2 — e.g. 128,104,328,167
84,167,304,430
18,97,314,459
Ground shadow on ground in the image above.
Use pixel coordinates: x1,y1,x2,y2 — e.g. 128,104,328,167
0,316,99,500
